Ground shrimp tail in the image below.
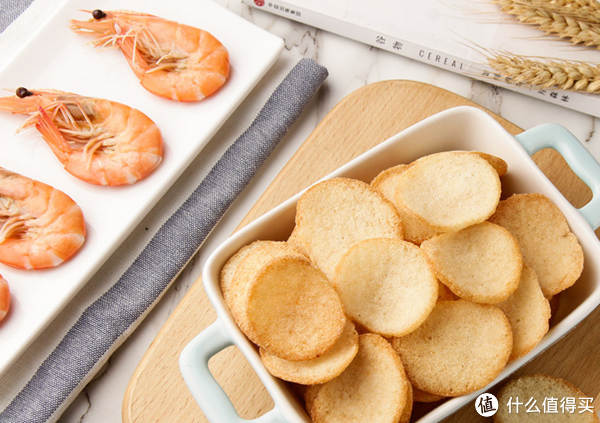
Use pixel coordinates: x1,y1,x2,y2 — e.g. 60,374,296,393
35,107,72,162
117,34,150,78
0,96,41,115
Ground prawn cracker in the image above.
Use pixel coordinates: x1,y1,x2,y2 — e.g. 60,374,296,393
226,241,305,343
412,385,445,403
247,256,346,361
371,164,440,244
295,178,403,280
421,222,522,304
495,265,551,361
308,333,410,423
472,151,508,177
287,225,309,257
221,240,271,300
333,238,438,337
489,193,584,297
392,300,512,397
494,374,600,422
260,320,359,385
395,152,501,232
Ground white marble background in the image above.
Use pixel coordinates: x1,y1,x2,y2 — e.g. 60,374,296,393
18,0,594,421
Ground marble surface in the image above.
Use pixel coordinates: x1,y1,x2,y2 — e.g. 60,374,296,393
48,1,600,422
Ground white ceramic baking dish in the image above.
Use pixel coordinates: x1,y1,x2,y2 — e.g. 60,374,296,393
180,105,600,423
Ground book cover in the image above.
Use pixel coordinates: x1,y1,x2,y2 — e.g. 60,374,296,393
244,0,600,118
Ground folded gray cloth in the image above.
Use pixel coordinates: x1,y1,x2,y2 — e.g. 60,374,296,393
0,56,328,422
0,0,35,32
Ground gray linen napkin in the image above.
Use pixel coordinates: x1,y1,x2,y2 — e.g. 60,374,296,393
0,0,35,32
0,11,328,420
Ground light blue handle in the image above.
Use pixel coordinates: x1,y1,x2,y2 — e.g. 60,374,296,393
179,319,287,423
515,123,600,230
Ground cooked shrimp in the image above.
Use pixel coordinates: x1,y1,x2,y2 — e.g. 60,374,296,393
0,168,86,269
0,88,163,186
70,10,230,102
0,276,10,323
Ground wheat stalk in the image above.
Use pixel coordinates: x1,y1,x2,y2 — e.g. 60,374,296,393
547,0,600,12
492,0,600,48
484,50,600,92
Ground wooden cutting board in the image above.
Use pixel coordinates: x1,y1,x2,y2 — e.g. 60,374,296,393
122,80,600,423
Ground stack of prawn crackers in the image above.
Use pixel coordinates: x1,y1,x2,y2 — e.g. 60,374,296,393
220,151,584,423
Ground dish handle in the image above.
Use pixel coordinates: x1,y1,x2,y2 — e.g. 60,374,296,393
179,318,287,423
515,124,600,230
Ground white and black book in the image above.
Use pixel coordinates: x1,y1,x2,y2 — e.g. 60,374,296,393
244,0,600,118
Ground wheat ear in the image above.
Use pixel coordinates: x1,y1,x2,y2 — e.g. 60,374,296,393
485,50,600,93
492,0,600,48
546,0,600,13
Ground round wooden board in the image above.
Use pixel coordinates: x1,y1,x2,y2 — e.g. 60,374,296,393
123,80,599,423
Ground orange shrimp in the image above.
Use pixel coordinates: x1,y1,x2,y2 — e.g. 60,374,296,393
0,89,163,186
0,168,86,270
70,10,230,102
0,275,10,323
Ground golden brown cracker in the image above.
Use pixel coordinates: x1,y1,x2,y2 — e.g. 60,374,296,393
392,300,512,397
334,238,438,337
309,334,410,423
395,152,501,232
421,222,522,304
495,265,551,361
247,256,346,361
489,193,584,297
371,164,440,244
260,320,359,385
295,178,403,280
226,241,305,342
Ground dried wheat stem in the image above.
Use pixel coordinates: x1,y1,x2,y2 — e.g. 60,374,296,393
492,0,600,48
485,50,600,92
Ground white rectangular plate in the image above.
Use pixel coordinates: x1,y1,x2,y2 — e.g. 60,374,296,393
0,0,283,375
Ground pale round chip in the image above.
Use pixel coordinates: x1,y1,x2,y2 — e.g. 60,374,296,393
247,256,346,361
221,241,270,301
308,333,410,423
305,385,322,413
392,300,512,397
226,241,305,342
287,225,309,256
371,164,408,189
333,238,438,337
420,221,522,304
260,320,359,385
395,152,501,232
494,374,600,423
371,164,441,244
495,265,551,361
295,178,403,280
472,151,508,177
412,385,445,403
489,193,584,297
